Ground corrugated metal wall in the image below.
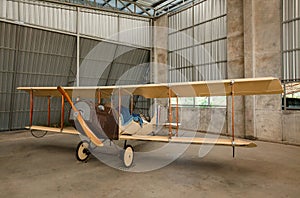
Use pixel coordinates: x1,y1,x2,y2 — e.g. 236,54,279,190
0,0,151,131
80,8,118,39
0,22,77,130
168,0,227,82
78,38,151,117
0,22,15,130
282,0,300,81
119,16,151,47
0,0,151,47
78,38,150,86
1,0,77,32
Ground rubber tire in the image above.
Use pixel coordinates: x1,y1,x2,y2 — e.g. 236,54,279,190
76,141,90,162
123,145,134,168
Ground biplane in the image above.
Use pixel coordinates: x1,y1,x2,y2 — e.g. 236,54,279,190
18,77,283,167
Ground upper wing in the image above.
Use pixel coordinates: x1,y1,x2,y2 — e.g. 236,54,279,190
17,77,283,98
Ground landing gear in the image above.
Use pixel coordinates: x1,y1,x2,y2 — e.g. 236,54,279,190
122,145,134,168
76,141,90,162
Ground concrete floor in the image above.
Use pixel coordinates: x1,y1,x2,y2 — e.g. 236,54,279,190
0,131,300,198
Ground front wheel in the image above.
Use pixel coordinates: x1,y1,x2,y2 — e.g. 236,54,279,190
76,141,90,162
122,145,134,168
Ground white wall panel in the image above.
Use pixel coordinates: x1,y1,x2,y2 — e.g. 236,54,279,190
0,0,7,18
5,0,18,21
119,17,150,47
80,9,118,39
18,0,77,33
168,0,227,82
0,0,151,47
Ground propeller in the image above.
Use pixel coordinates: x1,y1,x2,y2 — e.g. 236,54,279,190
57,86,103,147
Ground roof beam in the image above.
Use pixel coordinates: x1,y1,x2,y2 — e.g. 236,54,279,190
118,0,134,13
43,0,153,18
151,0,167,8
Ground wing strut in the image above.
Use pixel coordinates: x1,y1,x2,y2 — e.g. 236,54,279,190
168,88,172,139
176,96,179,137
47,96,51,127
57,86,103,147
61,95,65,130
29,89,34,127
231,80,235,158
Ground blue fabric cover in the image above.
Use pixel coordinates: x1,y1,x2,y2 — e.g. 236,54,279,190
132,113,143,127
117,106,132,125
116,106,143,127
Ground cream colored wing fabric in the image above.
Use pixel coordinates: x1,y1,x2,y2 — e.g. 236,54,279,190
18,77,283,98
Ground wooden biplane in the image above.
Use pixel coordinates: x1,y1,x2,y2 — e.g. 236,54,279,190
18,77,283,167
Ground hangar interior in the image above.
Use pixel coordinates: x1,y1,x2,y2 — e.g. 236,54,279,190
0,0,300,197
0,0,299,145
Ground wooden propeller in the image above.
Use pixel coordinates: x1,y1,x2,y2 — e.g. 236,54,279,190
57,86,103,147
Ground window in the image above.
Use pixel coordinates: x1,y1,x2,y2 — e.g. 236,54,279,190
282,0,300,110
171,96,226,107
282,82,300,110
